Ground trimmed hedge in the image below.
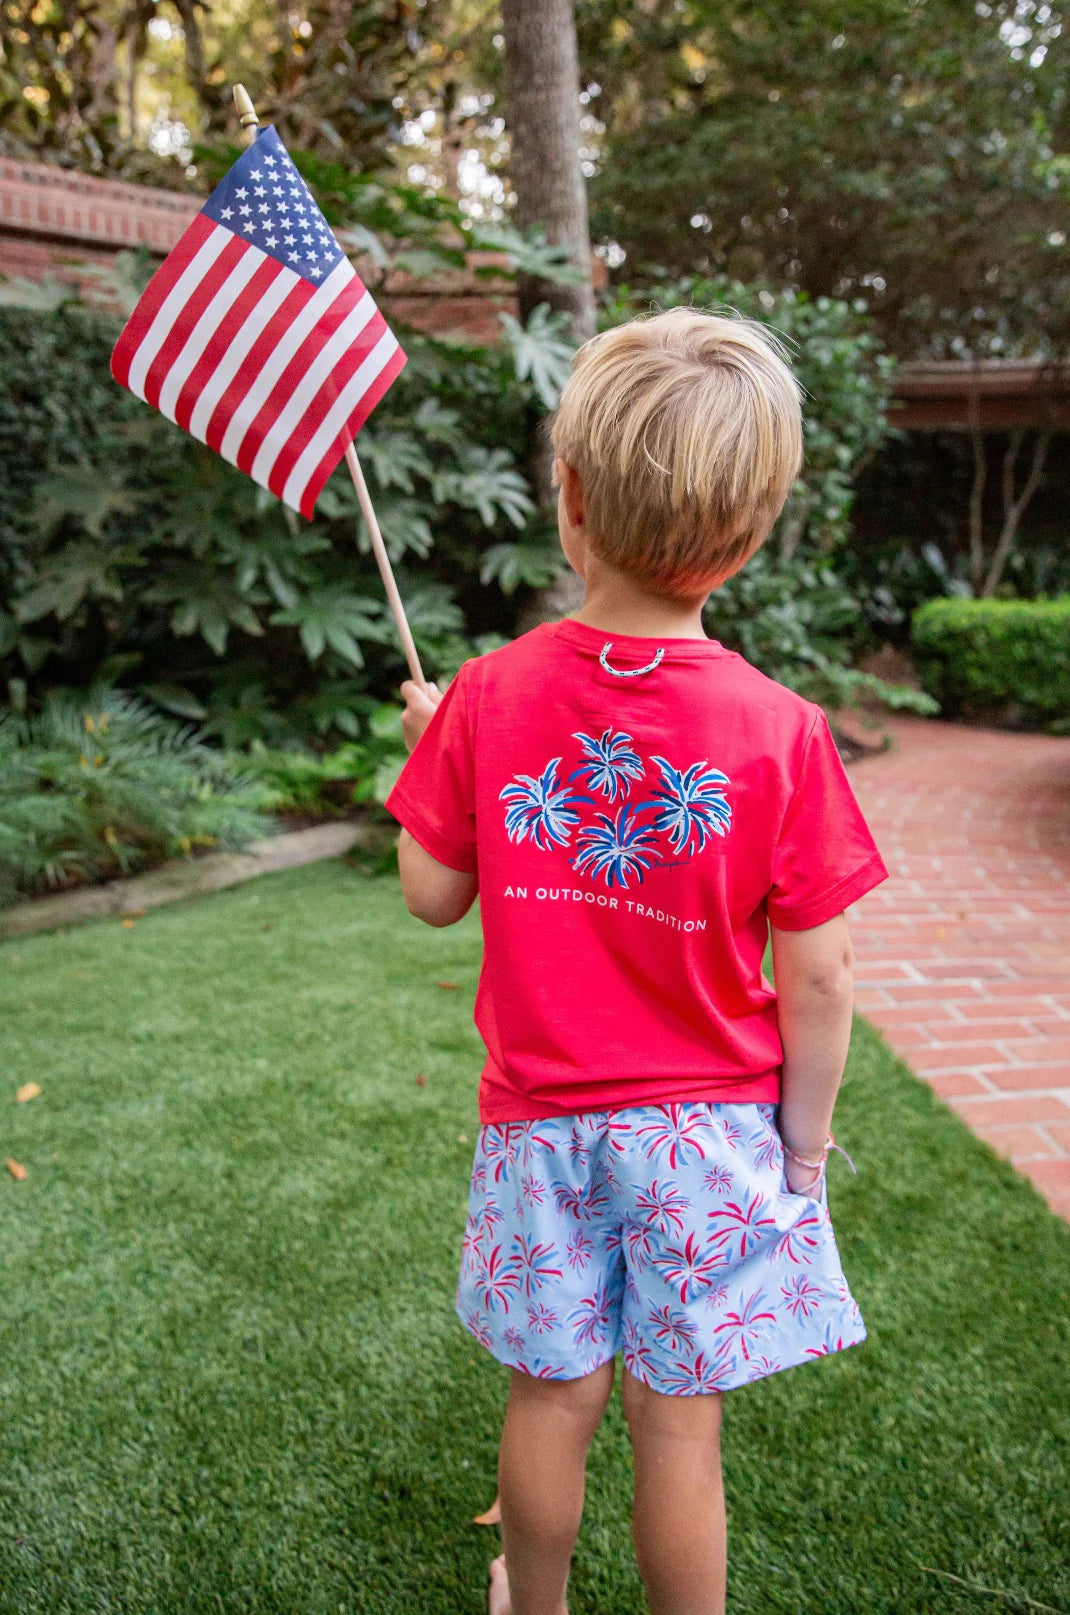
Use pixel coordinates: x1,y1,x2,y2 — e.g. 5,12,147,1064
912,596,1070,725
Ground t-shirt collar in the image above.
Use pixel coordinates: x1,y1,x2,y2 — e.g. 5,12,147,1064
545,617,726,662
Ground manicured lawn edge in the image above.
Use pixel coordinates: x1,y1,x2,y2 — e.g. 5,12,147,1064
0,821,375,942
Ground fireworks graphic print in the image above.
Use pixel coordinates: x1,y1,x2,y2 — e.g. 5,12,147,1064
456,1103,868,1395
499,728,733,888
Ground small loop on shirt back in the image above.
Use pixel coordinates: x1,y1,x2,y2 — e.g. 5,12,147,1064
599,641,665,679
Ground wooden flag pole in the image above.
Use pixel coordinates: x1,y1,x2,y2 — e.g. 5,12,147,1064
231,85,428,691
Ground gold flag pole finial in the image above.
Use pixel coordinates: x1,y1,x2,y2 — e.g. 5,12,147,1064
232,84,260,144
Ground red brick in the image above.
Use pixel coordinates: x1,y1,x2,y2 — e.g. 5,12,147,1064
928,1020,1030,1043
910,1045,1012,1071
1043,1120,1070,1153
1008,1037,1070,1064
975,1124,1058,1162
920,961,1015,981
927,1072,992,1098
962,998,1055,1020
1008,960,1070,981
852,989,891,1010
950,1094,1070,1126
852,961,918,981
848,716,1070,1220
864,1006,960,1029
871,1025,932,1049
985,978,1070,997
983,1064,1070,1092
1020,1159,1070,1195
883,983,983,1003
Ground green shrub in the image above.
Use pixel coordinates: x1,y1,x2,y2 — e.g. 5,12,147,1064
0,689,269,906
242,705,407,816
705,550,938,715
912,596,1070,726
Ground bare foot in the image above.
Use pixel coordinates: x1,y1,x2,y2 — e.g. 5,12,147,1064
488,1554,511,1615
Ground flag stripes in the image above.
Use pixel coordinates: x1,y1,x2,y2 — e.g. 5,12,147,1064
110,128,405,520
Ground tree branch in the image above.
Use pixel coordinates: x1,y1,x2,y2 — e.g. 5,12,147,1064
981,429,1053,598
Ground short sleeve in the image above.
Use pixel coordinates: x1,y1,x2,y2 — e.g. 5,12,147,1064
385,668,477,874
765,713,887,931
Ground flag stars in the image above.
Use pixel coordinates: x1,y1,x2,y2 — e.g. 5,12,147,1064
265,234,279,248
302,232,313,244
309,264,323,278
264,154,276,166
253,185,266,197
220,206,234,220
235,187,248,199
250,169,261,179
238,203,252,215
284,233,296,245
288,250,301,262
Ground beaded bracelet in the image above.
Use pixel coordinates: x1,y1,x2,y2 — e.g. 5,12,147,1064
783,1133,857,1175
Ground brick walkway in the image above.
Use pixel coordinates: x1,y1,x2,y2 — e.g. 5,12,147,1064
848,719,1070,1220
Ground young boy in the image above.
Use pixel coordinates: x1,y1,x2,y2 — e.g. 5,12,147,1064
386,308,887,1615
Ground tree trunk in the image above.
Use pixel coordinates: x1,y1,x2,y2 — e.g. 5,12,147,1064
500,0,595,617
499,0,597,345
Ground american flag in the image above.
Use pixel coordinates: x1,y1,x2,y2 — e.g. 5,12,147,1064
111,126,406,520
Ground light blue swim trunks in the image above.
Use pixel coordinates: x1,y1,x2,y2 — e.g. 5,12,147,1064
456,1102,865,1394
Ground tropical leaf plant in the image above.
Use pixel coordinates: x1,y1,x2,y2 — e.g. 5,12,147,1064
499,304,577,410
0,689,268,907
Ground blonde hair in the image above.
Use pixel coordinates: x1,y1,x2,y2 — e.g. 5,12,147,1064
550,307,803,595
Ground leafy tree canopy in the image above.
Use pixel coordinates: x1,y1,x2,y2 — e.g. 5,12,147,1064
577,0,1070,357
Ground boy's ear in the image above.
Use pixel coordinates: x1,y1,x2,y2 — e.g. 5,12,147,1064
558,460,585,529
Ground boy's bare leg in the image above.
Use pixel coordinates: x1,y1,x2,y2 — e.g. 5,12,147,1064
491,1360,615,1615
622,1368,726,1615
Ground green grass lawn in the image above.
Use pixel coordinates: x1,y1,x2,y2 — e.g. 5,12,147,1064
1,860,1068,1615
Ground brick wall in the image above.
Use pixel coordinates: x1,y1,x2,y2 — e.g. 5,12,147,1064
0,154,516,340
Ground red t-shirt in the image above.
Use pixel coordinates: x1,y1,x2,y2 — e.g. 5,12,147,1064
386,619,887,1125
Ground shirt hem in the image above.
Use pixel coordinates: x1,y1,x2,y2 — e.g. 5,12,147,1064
765,851,888,932
477,1071,782,1127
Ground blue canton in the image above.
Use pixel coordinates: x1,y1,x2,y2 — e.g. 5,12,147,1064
201,125,345,284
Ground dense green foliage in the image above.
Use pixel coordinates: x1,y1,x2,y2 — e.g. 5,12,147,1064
0,228,917,742
242,704,407,817
912,595,1070,726
1,862,1068,1612
580,0,1070,359
0,201,571,746
706,550,937,714
0,0,448,179
0,688,267,906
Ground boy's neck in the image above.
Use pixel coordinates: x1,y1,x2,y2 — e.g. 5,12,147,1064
569,564,710,642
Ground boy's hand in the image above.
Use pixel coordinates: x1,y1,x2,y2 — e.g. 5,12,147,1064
400,679,442,753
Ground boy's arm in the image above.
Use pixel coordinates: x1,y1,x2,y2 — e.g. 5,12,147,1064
770,912,854,1193
397,830,478,927
394,677,478,927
